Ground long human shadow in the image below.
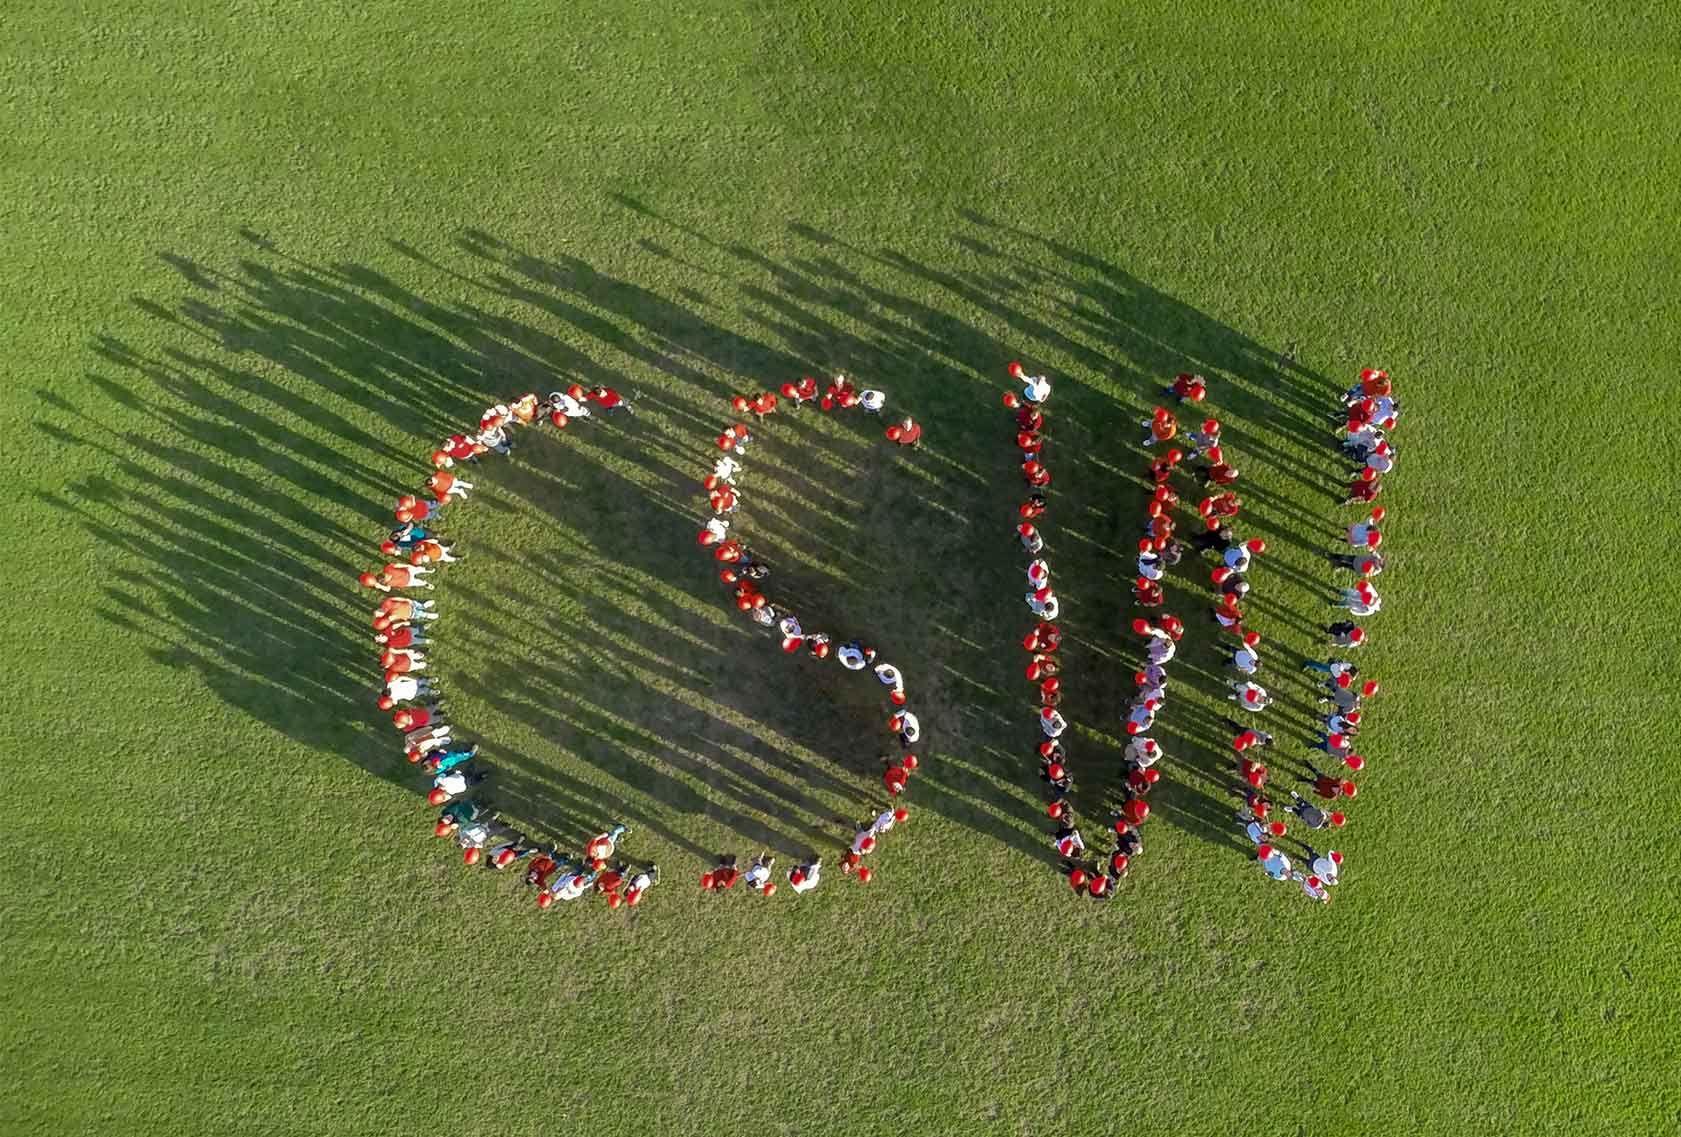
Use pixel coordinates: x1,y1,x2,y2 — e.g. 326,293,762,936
35,214,1349,873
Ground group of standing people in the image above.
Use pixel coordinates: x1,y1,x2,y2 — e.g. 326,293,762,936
361,386,662,911
697,377,926,895
1234,367,1402,903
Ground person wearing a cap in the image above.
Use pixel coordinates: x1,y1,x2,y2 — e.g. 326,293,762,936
379,674,435,708
546,860,598,902
1146,634,1176,666
1053,825,1085,860
1335,584,1382,617
431,759,487,801
787,860,821,894
1300,845,1343,886
1295,872,1332,903
837,640,874,671
1167,372,1207,403
1141,406,1178,447
1006,362,1052,404
1346,513,1383,549
1258,844,1293,881
1304,658,1359,682
742,852,776,892
1227,681,1271,713
1137,542,1165,581
1326,622,1366,648
1225,633,1262,676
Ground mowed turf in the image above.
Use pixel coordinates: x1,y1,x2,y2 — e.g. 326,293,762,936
4,5,1678,1135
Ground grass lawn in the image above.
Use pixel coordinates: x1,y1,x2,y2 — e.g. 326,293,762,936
4,4,1678,1135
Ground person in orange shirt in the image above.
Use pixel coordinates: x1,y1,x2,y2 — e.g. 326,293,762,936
375,596,437,621
1142,406,1178,447
359,563,434,591
408,539,461,565
427,469,473,503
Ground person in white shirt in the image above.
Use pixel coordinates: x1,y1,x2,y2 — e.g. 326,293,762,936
548,390,590,421
1027,588,1060,621
711,455,740,484
873,662,904,697
1221,544,1252,573
702,516,730,544
1226,633,1261,675
1305,847,1343,886
1228,681,1272,711
1259,845,1292,880
382,675,434,704
1027,559,1051,589
1295,872,1331,903
1147,636,1176,665
788,860,821,893
1336,589,1381,617
548,864,597,902
838,641,873,670
1124,737,1162,768
859,389,886,413
744,853,775,891
1346,513,1383,549
1040,707,1068,738
1138,549,1165,581
868,807,898,837
1125,701,1157,734
1053,826,1084,859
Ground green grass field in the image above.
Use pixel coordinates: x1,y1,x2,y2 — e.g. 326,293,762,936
5,5,1679,1134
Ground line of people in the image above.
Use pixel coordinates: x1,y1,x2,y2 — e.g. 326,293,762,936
697,376,925,895
362,387,667,911
1235,367,1401,903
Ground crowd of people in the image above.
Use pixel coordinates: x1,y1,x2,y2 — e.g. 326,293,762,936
355,372,928,913
360,387,675,910
699,376,925,894
1232,367,1402,903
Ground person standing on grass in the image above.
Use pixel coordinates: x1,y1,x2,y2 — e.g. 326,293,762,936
1346,509,1385,550
1167,373,1207,403
1286,792,1346,831
1327,623,1366,648
1019,523,1045,555
1295,872,1332,904
1142,406,1178,447
378,674,436,708
622,863,659,906
1228,681,1272,711
1304,658,1359,682
375,595,438,623
1225,631,1262,676
1054,825,1085,860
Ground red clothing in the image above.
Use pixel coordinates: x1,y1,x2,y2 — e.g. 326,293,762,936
590,387,625,409
381,626,417,649
378,597,414,618
383,564,415,586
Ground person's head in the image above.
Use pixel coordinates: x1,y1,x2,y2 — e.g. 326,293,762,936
377,695,394,711
427,787,448,806
1330,811,1347,828
358,572,378,589
1202,418,1220,436
1349,627,1366,645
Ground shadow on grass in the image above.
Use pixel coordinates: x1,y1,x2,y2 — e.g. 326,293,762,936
34,206,1353,873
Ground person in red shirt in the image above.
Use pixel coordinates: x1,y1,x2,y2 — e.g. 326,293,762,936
374,624,425,650
393,495,438,524
1199,492,1241,521
1148,449,1184,484
1134,577,1163,607
587,386,634,414
1018,493,1047,520
1022,460,1052,487
427,469,473,503
1167,373,1207,403
885,417,923,446
1345,468,1382,504
1201,447,1240,487
822,376,860,411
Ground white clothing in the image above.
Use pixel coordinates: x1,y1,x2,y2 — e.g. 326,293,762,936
859,389,886,413
1310,855,1341,885
789,864,821,893
433,771,469,796
1125,738,1160,767
1262,850,1292,880
1126,704,1155,732
1136,682,1167,706
712,456,740,483
1231,646,1260,674
1295,872,1330,902
1141,663,1167,687
1027,559,1050,587
1222,546,1252,572
1022,375,1051,404
704,517,730,542
1054,831,1085,858
1027,591,1060,621
627,871,653,893
1328,661,1357,679
1366,451,1394,474
1244,820,1266,846
1147,637,1176,665
850,831,876,856
550,392,589,419
744,862,771,888
1040,709,1068,738
870,809,897,837
873,663,903,689
1344,596,1380,617
1348,522,1375,548
384,676,420,702
1137,553,1164,581
894,713,921,743
838,644,869,670
1344,427,1384,452
778,615,803,638
552,872,592,901
456,822,492,849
